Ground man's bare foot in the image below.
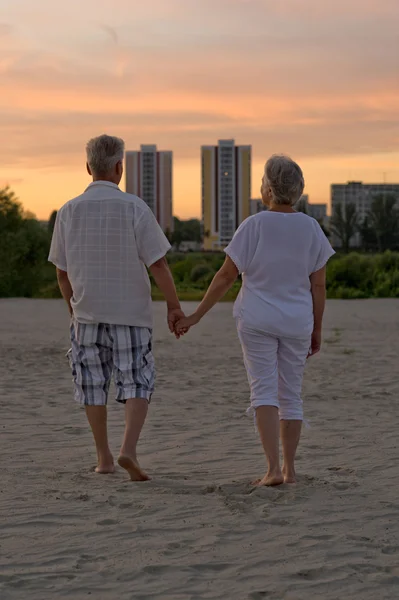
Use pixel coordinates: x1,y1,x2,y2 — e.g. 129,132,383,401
282,466,297,484
252,471,284,487
95,464,115,474
117,455,150,482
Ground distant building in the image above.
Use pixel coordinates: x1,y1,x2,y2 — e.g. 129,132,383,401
202,139,251,250
295,194,327,226
125,145,173,233
250,198,266,215
250,195,328,226
331,181,399,247
308,204,327,224
296,194,309,207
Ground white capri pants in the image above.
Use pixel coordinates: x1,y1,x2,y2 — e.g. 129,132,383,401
237,322,310,421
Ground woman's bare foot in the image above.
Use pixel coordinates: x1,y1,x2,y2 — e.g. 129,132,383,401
282,466,296,484
252,471,284,487
118,455,151,482
94,452,115,474
95,464,115,474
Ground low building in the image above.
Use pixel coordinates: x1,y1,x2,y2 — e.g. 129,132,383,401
250,198,266,215
331,181,399,247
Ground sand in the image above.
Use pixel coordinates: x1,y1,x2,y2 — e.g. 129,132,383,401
1,298,399,600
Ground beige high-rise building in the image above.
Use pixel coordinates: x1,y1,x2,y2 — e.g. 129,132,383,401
201,139,251,250
125,145,173,233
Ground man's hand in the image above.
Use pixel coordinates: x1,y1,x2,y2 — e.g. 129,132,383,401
167,307,186,338
308,329,321,358
175,313,200,336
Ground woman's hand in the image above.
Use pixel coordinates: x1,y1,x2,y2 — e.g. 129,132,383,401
308,329,321,357
175,313,200,335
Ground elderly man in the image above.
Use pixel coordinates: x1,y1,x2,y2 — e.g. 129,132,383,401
49,134,184,481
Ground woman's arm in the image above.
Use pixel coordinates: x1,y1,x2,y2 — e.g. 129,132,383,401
309,265,326,355
176,256,239,331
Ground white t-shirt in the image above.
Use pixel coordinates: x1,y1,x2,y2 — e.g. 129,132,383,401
225,211,335,339
48,181,171,327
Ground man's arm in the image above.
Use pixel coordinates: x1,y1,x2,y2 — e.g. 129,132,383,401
148,257,184,334
56,268,73,316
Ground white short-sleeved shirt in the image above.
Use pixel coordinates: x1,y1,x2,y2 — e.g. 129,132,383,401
225,211,335,339
48,181,171,327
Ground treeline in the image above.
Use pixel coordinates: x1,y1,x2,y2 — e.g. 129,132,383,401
0,187,54,297
154,251,399,300
1,187,399,299
328,194,399,253
165,217,201,250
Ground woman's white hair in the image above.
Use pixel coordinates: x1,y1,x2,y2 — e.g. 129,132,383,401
264,154,305,206
86,134,125,177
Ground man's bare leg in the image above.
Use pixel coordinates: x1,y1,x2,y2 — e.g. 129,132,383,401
253,406,284,486
118,398,150,481
281,420,302,484
85,406,115,474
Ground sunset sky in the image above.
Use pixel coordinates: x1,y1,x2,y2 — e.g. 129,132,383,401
1,0,399,220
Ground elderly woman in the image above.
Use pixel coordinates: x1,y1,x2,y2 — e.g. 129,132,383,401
176,155,335,486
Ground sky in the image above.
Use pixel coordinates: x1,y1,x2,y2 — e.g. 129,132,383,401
1,0,399,219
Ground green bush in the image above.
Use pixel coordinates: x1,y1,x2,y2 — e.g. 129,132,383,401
190,264,215,283
1,187,399,303
29,250,399,301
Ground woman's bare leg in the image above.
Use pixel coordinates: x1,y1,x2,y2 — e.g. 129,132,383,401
254,406,284,486
280,420,302,483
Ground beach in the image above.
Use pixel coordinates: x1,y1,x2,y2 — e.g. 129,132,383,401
1,298,399,600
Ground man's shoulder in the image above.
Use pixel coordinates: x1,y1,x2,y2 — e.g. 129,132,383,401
57,192,87,219
60,188,148,208
118,190,149,211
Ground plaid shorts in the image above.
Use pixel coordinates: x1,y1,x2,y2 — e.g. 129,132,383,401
67,320,155,406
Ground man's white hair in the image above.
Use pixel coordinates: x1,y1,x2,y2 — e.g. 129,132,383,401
86,134,125,177
264,154,305,206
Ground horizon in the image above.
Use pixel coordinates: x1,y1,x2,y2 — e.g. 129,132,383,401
1,0,399,220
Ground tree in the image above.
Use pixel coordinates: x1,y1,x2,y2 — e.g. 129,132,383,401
318,221,330,238
330,202,359,253
171,229,184,251
0,187,51,297
48,210,58,234
0,186,24,233
358,216,378,252
169,217,202,250
367,194,399,252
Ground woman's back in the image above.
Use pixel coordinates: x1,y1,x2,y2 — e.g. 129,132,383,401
225,211,334,339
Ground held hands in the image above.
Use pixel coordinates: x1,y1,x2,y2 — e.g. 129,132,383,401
167,307,200,339
175,313,200,336
167,307,186,339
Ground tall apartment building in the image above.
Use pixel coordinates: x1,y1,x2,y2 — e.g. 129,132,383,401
202,139,251,250
125,145,173,233
331,181,399,247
